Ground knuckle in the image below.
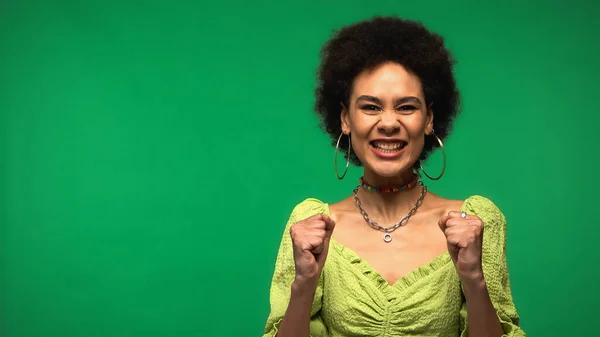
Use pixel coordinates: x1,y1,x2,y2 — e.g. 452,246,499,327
290,226,303,241
473,220,484,232
312,219,326,227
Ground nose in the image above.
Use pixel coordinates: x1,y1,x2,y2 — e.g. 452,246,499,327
378,110,400,134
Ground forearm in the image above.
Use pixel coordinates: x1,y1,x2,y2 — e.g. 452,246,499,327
276,277,318,337
463,276,505,337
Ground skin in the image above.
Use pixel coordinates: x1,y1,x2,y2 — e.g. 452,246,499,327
276,62,504,337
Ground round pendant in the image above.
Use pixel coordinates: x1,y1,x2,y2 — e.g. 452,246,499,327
383,233,392,243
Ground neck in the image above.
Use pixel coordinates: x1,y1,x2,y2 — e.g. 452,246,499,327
355,170,426,225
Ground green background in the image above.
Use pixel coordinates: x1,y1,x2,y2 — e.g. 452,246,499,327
1,1,599,336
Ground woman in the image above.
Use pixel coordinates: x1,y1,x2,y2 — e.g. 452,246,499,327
262,16,524,337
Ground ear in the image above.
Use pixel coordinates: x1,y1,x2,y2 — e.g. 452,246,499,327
425,103,434,134
340,102,351,134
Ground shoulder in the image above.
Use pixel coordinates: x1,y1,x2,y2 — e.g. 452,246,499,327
462,195,505,223
287,198,329,223
462,195,508,239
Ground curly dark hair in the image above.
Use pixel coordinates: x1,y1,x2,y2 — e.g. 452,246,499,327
314,16,461,166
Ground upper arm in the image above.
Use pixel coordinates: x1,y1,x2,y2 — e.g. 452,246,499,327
459,196,526,337
261,199,329,337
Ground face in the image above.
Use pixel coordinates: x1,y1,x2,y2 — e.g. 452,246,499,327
341,62,433,180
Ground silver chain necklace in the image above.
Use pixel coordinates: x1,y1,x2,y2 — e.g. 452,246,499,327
352,181,427,243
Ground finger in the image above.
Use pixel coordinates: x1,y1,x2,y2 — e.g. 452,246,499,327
314,213,336,225
300,214,329,226
295,228,326,243
312,243,324,254
444,220,484,237
446,234,469,249
297,214,321,224
300,236,325,252
301,215,335,236
290,224,326,242
443,225,471,237
447,211,476,220
291,216,323,236
322,214,336,238
447,231,477,248
438,215,451,231
306,215,331,230
308,213,327,221
316,230,334,265
321,214,336,227
316,236,331,265
444,216,470,228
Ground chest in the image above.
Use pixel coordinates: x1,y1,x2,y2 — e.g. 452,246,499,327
331,218,448,285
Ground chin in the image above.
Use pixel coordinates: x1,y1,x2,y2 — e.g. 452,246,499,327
368,163,413,178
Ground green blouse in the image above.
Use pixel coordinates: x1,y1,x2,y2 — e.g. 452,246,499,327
262,195,525,336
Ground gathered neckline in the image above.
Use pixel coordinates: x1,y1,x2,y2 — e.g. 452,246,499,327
319,198,471,296
331,238,451,291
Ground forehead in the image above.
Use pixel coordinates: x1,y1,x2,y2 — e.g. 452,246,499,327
351,62,423,98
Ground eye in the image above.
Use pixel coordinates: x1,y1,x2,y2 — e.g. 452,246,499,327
397,105,418,113
359,104,382,113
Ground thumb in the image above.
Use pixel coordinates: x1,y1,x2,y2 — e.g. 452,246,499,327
316,235,331,267
321,214,336,238
316,215,335,266
438,215,450,232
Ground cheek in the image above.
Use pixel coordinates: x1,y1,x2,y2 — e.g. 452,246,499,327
349,116,376,141
404,122,427,152
410,138,425,155
350,133,370,153
404,117,427,138
408,129,425,145
348,127,374,160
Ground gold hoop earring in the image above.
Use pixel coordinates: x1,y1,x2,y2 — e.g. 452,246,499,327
419,131,446,180
334,132,351,180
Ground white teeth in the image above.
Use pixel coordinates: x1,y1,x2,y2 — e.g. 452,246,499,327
373,142,404,150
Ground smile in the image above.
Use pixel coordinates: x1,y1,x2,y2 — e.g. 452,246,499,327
369,140,407,158
370,140,407,152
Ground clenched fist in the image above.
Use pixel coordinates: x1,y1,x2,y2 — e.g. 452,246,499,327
438,211,485,282
290,214,336,283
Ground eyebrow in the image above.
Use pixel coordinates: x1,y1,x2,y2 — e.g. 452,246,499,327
356,95,422,106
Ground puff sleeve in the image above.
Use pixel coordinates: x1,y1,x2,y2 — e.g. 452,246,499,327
262,199,329,337
459,196,526,337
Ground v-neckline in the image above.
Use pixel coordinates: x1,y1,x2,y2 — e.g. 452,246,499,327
322,200,467,292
